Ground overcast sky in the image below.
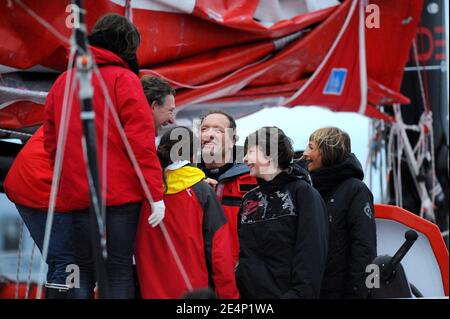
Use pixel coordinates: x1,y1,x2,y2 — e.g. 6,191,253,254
235,105,383,201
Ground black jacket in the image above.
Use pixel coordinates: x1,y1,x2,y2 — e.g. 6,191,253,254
309,153,377,299
235,163,328,299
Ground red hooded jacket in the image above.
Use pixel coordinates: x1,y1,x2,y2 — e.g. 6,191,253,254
4,127,70,212
43,46,163,209
135,164,239,299
215,164,258,263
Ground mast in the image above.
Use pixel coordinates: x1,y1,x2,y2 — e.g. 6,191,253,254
73,0,109,298
389,0,449,244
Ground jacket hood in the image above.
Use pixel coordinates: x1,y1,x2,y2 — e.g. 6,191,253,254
310,153,364,195
258,161,312,191
164,163,205,195
89,46,129,69
218,163,250,182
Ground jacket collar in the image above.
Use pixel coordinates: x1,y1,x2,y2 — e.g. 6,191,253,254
164,164,205,195
89,46,129,69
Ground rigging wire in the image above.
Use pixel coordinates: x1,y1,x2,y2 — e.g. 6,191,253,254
11,0,193,294
36,46,78,299
14,221,24,299
92,65,194,291
25,242,36,299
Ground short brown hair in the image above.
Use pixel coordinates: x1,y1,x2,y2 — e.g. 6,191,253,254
308,127,351,167
141,76,176,106
244,126,294,169
199,109,236,134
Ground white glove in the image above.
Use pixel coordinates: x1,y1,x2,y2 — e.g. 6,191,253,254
148,200,165,227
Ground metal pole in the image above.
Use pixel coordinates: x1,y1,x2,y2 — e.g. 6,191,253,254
73,0,109,298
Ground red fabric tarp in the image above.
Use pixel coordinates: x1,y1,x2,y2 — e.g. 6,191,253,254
0,0,423,129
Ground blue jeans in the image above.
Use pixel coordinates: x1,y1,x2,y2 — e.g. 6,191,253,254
70,202,141,299
16,205,74,285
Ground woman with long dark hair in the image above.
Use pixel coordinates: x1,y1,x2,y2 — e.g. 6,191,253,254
43,13,164,298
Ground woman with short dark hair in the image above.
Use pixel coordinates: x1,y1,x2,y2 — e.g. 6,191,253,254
302,127,377,299
236,127,328,298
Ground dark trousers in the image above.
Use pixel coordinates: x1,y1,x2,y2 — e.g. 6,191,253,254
16,204,74,286
69,202,141,299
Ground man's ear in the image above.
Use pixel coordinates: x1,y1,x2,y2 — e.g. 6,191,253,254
151,100,158,110
234,135,239,143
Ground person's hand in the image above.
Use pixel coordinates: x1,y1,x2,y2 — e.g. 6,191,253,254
205,178,218,190
149,200,165,227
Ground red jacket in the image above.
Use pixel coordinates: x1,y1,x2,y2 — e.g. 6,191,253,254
135,164,239,299
43,46,163,209
4,127,70,212
215,164,258,263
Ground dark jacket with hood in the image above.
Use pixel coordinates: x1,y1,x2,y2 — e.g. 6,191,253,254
310,153,377,299
235,163,328,299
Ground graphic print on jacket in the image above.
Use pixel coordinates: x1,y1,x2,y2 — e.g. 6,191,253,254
241,190,296,223
236,162,328,299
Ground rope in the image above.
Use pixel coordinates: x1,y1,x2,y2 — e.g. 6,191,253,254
412,38,439,216
25,243,36,299
367,119,387,204
100,101,109,224
36,45,77,299
92,65,193,291
12,0,193,295
144,54,271,90
13,0,70,45
125,0,133,22
396,123,403,207
391,105,436,222
15,221,24,299
159,223,193,291
378,132,385,203
412,40,430,113
0,128,33,138
412,39,434,205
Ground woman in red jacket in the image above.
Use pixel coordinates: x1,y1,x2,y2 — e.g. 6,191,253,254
43,14,164,299
135,127,239,299
4,127,74,299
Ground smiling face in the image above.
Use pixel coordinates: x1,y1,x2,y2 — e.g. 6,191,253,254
200,113,235,167
302,140,323,172
243,145,271,178
152,94,175,134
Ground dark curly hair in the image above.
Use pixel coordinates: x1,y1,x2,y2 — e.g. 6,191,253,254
88,13,141,74
157,126,194,169
141,76,176,106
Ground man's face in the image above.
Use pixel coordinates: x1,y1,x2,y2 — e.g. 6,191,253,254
200,113,235,164
152,94,175,133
